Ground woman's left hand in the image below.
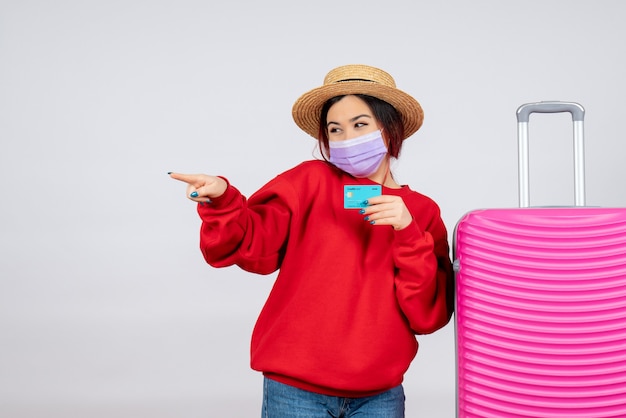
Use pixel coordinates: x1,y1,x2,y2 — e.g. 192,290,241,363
360,195,413,230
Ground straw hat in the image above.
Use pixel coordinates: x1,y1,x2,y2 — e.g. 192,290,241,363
292,64,424,140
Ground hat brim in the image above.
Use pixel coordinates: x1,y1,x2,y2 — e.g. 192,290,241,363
292,80,424,140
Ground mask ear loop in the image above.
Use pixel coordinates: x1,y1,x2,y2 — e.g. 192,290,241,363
379,128,392,187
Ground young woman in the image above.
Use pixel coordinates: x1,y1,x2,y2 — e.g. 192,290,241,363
170,64,454,417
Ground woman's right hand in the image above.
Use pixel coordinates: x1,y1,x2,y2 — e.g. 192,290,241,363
169,172,227,203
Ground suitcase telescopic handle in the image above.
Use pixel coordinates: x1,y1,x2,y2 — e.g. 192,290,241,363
515,101,586,208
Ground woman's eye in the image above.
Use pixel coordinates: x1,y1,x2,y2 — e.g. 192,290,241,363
328,127,340,134
355,122,367,128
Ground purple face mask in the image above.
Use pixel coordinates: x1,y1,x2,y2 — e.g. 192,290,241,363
328,130,388,177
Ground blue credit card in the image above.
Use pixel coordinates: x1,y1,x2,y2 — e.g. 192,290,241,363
343,185,382,209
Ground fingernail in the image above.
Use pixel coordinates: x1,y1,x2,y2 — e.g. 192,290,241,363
364,216,369,221
167,172,172,175
359,209,365,214
370,220,375,225
362,200,369,206
190,191,198,198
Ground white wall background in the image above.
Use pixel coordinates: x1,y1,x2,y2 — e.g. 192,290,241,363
1,1,625,417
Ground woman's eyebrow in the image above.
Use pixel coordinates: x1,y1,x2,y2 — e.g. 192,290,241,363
350,114,372,123
326,114,372,127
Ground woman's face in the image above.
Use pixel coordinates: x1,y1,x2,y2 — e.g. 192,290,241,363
325,95,381,142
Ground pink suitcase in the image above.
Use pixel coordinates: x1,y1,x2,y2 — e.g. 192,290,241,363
453,102,626,417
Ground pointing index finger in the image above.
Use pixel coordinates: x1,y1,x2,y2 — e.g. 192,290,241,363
168,172,196,184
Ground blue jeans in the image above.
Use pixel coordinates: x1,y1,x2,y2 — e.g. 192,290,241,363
261,377,405,417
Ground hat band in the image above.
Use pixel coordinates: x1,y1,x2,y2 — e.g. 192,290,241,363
336,78,375,83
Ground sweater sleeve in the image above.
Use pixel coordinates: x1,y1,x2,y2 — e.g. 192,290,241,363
392,206,454,335
196,176,297,275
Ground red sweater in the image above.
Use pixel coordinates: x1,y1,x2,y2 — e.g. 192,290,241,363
197,160,454,397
